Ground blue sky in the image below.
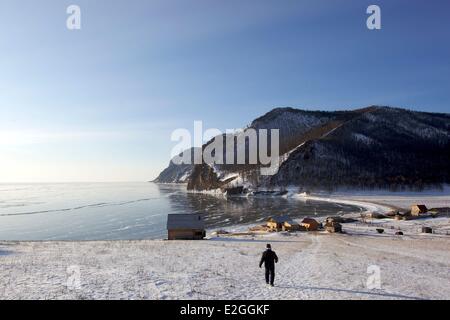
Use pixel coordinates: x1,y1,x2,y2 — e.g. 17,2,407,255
0,0,449,182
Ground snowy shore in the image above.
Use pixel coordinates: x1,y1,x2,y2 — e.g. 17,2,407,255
1,229,449,300
0,192,449,300
292,185,450,212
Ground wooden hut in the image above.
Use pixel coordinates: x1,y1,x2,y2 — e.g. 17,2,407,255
325,222,342,233
300,217,320,231
167,213,206,240
325,216,344,224
267,216,295,232
282,220,301,232
421,226,432,234
411,205,428,216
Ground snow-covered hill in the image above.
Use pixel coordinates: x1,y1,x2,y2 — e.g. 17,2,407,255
153,148,200,183
155,106,450,191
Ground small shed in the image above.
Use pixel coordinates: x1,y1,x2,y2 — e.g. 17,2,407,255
267,216,293,232
325,216,344,224
364,212,386,219
282,220,301,232
325,222,342,233
167,213,206,240
411,204,428,216
300,217,320,231
421,226,433,234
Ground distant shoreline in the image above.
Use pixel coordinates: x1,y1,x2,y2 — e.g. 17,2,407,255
206,190,450,234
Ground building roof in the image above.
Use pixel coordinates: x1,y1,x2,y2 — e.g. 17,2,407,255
267,216,290,223
167,214,205,230
267,216,298,225
302,217,319,225
284,220,300,226
412,204,427,211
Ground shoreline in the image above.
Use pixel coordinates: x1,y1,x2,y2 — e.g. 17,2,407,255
210,192,450,236
207,193,394,235
155,181,450,233
1,191,447,241
294,194,395,213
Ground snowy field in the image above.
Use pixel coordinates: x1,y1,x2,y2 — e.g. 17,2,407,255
1,227,449,300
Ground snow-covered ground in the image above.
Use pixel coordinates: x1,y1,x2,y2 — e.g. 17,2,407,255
324,186,450,210
1,191,449,300
1,227,449,300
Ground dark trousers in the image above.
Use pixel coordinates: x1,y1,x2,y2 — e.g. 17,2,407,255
265,266,275,285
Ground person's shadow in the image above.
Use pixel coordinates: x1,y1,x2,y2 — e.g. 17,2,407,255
276,284,424,300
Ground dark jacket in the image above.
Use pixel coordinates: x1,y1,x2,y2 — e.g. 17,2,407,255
259,249,278,268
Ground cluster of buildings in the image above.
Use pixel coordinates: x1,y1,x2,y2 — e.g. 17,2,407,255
165,213,335,240
258,216,343,233
165,214,326,240
165,204,435,240
261,216,320,232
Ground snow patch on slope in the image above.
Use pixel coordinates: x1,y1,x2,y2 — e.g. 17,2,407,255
352,133,376,145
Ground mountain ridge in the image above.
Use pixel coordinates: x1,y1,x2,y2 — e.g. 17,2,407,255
154,106,450,191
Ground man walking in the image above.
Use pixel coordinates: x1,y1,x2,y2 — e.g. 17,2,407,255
259,243,278,286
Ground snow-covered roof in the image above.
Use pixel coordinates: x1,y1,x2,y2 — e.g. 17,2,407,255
167,214,205,230
302,217,319,224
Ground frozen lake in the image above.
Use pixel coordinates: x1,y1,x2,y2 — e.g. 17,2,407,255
0,182,362,240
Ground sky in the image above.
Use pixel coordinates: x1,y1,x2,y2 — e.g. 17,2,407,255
0,0,449,182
